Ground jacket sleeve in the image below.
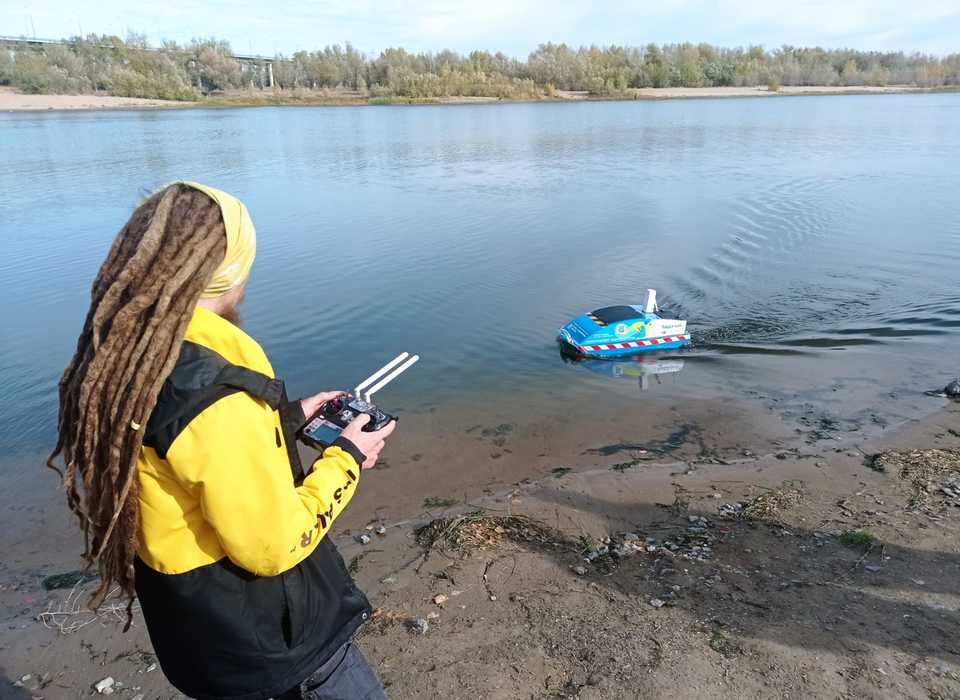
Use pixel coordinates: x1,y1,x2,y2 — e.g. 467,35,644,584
165,391,363,576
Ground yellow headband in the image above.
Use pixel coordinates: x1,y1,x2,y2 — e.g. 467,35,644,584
179,181,257,299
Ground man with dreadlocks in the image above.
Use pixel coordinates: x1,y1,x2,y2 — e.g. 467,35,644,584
49,182,395,699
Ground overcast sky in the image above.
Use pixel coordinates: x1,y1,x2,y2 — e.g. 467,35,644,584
7,0,960,57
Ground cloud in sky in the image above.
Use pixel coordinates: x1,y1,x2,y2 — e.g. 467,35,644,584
8,0,959,57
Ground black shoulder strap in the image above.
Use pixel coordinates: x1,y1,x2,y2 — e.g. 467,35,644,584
215,364,285,409
144,341,306,482
214,364,308,483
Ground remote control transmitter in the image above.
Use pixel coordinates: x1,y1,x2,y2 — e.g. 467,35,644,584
298,352,419,450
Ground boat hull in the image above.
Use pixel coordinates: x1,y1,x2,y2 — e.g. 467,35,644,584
562,334,691,358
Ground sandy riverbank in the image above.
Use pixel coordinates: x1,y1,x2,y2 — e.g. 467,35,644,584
1,84,946,112
629,84,933,99
553,85,937,100
0,87,194,112
2,399,958,698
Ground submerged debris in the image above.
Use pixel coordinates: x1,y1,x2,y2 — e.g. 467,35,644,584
415,511,570,555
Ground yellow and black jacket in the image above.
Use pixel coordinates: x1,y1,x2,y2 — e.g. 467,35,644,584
135,307,371,700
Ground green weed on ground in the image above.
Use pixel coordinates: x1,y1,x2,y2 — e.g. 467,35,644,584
839,529,877,547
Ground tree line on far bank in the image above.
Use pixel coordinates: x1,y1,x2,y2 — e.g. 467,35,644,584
1,33,958,101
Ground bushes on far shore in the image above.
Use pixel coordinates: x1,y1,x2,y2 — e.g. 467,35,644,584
0,35,208,99
11,49,90,94
1,34,959,102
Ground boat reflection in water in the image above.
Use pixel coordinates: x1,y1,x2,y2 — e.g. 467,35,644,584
559,346,686,392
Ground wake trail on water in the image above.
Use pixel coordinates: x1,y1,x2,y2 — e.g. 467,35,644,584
668,176,960,354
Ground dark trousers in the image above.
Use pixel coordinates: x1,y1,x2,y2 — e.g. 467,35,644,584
275,643,388,700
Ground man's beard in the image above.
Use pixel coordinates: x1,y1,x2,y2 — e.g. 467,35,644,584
221,307,242,326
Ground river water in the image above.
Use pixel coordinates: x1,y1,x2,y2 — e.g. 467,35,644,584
2,95,959,485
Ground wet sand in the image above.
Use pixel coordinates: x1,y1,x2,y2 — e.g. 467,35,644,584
335,390,802,525
2,397,958,698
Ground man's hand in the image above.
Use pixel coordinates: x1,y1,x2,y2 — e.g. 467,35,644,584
340,414,397,470
300,391,346,420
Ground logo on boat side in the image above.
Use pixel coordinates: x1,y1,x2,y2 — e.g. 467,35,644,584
615,321,650,337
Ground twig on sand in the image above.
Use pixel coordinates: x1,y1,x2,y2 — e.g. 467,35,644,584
480,554,519,601
37,581,140,635
845,544,876,577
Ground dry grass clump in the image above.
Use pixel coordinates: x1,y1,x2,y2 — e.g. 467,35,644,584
415,511,570,555
873,448,960,476
876,448,960,508
742,486,804,522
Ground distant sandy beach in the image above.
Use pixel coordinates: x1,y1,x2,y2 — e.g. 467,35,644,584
0,87,193,112
0,84,941,112
647,84,933,97
557,84,933,100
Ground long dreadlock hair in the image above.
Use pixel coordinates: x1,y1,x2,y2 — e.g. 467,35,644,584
47,183,228,612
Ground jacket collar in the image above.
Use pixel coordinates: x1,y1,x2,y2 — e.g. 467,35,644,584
184,306,274,377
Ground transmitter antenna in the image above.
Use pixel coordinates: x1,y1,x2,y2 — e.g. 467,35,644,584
355,353,409,397
363,354,419,403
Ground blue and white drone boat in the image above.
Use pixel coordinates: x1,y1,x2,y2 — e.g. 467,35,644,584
558,289,691,359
